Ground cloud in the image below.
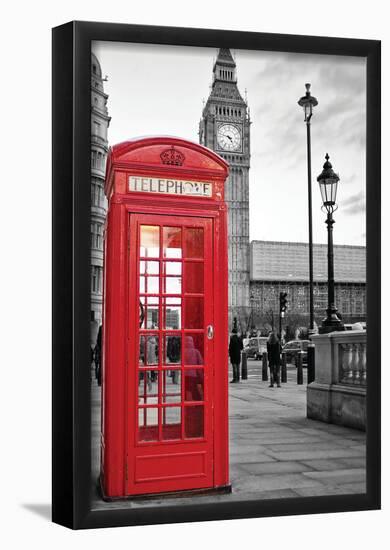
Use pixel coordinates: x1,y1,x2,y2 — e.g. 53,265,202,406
342,191,365,215
341,172,358,185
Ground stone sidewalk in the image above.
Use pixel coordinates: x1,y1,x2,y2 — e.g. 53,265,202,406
90,363,366,510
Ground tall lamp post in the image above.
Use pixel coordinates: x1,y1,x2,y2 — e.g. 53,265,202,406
250,291,256,335
298,84,318,332
317,154,344,333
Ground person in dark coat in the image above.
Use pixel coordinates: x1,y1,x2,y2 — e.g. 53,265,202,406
267,331,281,388
94,324,102,386
229,328,243,383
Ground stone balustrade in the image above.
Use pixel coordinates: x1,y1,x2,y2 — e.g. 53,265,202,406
339,340,367,387
307,330,367,430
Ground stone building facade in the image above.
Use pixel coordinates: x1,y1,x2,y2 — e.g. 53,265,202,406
250,241,366,331
199,48,251,327
91,53,110,343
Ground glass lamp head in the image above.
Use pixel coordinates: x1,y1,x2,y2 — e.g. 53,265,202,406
317,154,340,212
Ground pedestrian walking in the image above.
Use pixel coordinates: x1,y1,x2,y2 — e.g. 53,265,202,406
229,327,243,383
267,331,281,388
94,324,102,386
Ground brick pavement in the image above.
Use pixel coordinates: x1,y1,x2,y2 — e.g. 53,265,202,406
90,362,366,510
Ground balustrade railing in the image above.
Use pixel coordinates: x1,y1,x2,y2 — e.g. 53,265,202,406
338,340,367,387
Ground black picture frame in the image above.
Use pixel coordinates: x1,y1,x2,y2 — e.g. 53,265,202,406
52,20,381,530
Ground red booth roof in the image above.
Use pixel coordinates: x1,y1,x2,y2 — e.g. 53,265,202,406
106,136,229,181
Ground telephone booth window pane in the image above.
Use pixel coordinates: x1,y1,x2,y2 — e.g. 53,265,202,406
184,297,204,328
164,277,182,294
162,370,181,403
138,408,159,442
163,227,182,258
184,406,204,438
164,335,181,365
164,298,182,329
184,262,204,293
140,297,159,329
138,371,159,404
184,334,204,365
140,261,159,275
163,261,182,276
146,306,159,329
185,228,204,258
164,306,181,329
166,297,182,305
162,407,181,440
139,335,146,366
140,276,159,294
184,369,204,402
139,335,159,365
140,226,160,257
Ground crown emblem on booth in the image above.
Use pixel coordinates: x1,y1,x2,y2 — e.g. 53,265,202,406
160,146,185,166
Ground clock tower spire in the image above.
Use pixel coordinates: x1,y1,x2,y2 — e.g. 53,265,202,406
199,48,251,329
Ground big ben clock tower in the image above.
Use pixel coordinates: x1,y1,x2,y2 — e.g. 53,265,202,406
199,48,250,329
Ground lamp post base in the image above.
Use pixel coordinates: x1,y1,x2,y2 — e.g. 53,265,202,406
319,310,345,334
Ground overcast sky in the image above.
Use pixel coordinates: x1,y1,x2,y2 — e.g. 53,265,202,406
93,41,366,247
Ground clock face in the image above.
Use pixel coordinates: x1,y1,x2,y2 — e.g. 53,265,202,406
217,124,241,151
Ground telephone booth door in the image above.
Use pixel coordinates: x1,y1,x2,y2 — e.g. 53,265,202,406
127,213,214,495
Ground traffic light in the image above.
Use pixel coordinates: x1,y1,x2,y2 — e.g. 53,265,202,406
279,292,288,317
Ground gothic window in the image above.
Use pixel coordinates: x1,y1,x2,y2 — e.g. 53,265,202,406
92,64,97,74
96,223,103,249
91,266,103,293
96,151,104,169
92,266,98,292
91,183,97,205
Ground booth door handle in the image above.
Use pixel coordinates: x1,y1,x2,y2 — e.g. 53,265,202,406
207,325,214,340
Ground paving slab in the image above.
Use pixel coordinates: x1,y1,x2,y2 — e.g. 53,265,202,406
300,459,354,471
293,485,359,497
265,441,349,452
233,473,324,494
336,457,366,469
265,448,364,462
240,461,313,475
303,468,366,484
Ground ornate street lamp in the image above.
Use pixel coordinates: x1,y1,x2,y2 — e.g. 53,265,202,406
317,154,344,333
298,83,318,332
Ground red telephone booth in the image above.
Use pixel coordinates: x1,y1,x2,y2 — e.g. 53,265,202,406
101,136,230,498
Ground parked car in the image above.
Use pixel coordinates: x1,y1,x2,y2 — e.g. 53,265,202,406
243,337,268,360
344,322,366,331
282,340,310,366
